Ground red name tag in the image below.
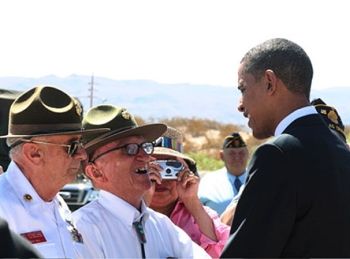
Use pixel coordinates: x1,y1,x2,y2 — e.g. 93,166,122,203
21,230,47,244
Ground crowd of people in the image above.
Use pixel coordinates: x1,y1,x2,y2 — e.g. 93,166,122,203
0,38,349,258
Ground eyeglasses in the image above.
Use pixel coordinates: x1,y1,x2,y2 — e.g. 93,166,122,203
90,142,154,163
20,139,83,156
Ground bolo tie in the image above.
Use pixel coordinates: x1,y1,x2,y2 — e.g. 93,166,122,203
133,216,146,259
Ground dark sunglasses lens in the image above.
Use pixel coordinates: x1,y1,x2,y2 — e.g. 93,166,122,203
68,141,79,156
142,142,154,154
166,160,182,168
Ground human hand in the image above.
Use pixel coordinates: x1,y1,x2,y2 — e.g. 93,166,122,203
220,201,238,226
176,167,199,204
148,161,162,185
143,161,162,206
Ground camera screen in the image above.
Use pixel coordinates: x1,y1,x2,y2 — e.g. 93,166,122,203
156,160,184,180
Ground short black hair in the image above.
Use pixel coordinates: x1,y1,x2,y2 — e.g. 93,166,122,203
241,38,313,99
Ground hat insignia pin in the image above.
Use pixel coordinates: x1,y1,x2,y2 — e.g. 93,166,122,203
121,110,131,120
327,110,338,124
74,100,83,116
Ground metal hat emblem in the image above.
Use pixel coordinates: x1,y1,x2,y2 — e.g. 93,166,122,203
121,110,131,120
327,110,338,124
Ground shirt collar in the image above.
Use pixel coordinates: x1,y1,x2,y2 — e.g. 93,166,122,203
274,106,317,136
226,169,247,183
5,161,61,211
98,190,150,226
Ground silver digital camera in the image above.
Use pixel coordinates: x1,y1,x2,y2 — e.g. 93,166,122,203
156,160,184,180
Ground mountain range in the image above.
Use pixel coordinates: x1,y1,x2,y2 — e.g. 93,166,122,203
1,75,349,126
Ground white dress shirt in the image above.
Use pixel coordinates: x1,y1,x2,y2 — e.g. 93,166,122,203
274,106,317,136
73,190,211,258
0,161,90,258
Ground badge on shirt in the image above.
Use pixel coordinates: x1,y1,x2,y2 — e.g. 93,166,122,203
66,220,84,244
20,230,47,244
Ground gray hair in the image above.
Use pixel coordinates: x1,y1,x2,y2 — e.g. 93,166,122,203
241,38,313,99
9,142,23,160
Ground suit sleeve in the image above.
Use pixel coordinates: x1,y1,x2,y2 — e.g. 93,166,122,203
0,218,42,258
221,143,297,258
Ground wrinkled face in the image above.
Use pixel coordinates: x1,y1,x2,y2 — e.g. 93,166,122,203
149,154,183,209
37,134,86,188
237,63,273,139
90,136,153,199
221,147,249,176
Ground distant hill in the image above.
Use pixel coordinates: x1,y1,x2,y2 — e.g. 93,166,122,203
1,75,349,125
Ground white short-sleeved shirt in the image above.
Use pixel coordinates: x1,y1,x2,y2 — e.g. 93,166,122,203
73,190,211,259
0,161,90,258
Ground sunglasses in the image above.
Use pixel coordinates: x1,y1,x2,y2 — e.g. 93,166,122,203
90,142,154,162
20,139,83,156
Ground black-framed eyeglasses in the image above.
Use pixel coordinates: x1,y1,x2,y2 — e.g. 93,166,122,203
20,139,83,156
90,142,154,163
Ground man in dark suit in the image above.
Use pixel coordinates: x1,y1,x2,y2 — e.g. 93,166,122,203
0,218,41,257
221,38,350,258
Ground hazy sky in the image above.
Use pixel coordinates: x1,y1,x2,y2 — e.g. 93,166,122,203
0,0,349,90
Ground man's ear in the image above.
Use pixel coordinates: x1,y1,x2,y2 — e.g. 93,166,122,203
219,150,224,161
85,163,106,182
22,143,43,165
265,69,278,93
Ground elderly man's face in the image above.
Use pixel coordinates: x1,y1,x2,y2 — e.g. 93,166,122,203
35,134,86,188
221,147,249,176
89,136,153,202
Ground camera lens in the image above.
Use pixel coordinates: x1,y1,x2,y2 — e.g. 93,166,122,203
166,168,172,174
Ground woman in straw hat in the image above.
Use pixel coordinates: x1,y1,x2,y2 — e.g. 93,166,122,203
144,127,230,258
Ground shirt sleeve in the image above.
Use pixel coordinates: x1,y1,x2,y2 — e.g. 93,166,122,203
160,213,211,259
171,201,230,258
198,206,230,258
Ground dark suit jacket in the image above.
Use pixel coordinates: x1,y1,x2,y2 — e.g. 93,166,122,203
221,114,350,258
0,218,41,258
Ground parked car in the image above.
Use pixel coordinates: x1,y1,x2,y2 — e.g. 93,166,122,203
59,174,99,211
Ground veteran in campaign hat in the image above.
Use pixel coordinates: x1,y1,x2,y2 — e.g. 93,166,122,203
198,132,249,215
0,85,108,258
72,104,211,258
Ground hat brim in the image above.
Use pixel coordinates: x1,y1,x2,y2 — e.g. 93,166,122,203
85,123,167,154
153,147,195,166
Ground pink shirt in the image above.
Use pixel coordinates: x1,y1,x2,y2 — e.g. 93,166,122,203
170,201,230,258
